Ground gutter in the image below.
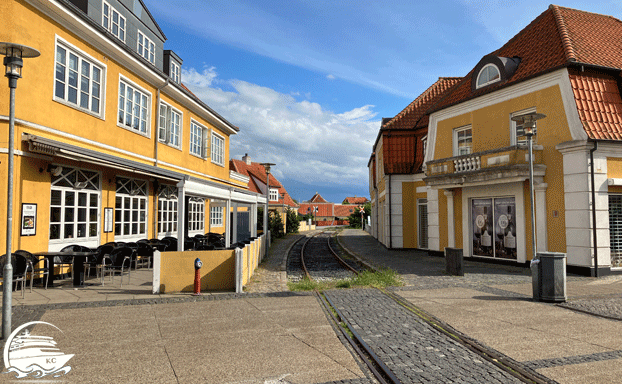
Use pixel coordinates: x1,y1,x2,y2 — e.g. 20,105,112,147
590,140,599,277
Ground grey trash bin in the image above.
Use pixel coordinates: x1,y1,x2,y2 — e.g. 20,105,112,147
538,252,567,303
444,247,464,276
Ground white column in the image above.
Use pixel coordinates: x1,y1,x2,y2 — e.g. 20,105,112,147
535,182,548,252
225,199,231,248
232,202,238,244
176,184,185,252
427,188,440,251
251,203,257,237
444,189,455,248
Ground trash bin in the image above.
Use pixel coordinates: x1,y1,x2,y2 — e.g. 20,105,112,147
444,247,464,276
530,256,540,301
539,252,567,303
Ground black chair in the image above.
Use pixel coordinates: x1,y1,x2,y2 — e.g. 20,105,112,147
195,244,215,251
93,244,115,280
135,242,153,268
124,243,139,270
149,239,167,252
15,250,50,291
102,247,133,287
0,253,29,298
162,237,178,251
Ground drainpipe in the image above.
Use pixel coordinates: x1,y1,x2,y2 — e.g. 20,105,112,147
375,187,379,239
590,140,599,277
388,174,392,248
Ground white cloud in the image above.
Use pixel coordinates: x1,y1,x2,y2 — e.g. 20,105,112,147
182,67,379,187
326,74,336,80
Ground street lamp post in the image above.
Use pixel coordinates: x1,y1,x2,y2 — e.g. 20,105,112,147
260,163,275,241
1,42,40,339
511,112,546,265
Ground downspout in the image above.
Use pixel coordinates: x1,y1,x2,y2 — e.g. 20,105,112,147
153,79,169,237
590,140,599,277
375,187,379,239
389,174,392,248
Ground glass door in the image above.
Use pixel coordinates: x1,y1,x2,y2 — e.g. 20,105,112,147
472,197,516,259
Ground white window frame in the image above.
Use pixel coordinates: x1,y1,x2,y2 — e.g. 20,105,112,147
476,63,501,89
49,166,101,246
269,188,279,202
137,30,155,65
54,38,106,118
210,206,223,227
453,125,472,156
158,101,182,149
609,194,622,267
170,61,180,83
189,120,210,159
188,197,205,236
421,135,427,160
114,177,148,240
510,107,538,146
102,1,126,42
118,76,151,136
157,185,178,237
211,132,225,166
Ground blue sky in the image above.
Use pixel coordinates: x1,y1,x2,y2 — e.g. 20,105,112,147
148,1,621,203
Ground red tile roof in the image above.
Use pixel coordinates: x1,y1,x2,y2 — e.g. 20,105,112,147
569,69,622,140
380,78,461,174
342,197,369,205
230,158,298,208
308,193,328,203
430,5,622,141
334,204,358,218
298,203,333,217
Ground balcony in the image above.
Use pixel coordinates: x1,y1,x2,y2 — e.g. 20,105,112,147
424,145,545,187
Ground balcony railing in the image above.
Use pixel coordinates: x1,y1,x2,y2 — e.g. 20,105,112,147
425,145,543,177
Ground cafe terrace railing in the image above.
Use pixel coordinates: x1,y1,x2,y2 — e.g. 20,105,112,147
152,233,266,294
425,145,544,177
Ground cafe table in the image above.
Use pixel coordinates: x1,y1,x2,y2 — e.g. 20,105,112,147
33,251,97,287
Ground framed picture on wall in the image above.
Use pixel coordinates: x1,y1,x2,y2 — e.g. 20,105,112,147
21,203,37,236
104,207,113,233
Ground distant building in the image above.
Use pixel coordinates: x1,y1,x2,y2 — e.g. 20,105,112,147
342,197,370,205
230,154,298,232
299,193,364,226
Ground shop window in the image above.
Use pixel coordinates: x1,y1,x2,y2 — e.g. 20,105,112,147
49,167,100,242
210,206,223,227
157,185,177,236
417,199,428,249
188,197,205,235
115,177,147,238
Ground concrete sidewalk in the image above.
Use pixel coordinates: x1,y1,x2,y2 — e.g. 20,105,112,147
338,228,622,384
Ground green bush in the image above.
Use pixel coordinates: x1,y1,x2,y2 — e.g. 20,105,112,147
286,208,300,233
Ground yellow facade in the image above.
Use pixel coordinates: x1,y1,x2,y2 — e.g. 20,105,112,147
0,1,259,257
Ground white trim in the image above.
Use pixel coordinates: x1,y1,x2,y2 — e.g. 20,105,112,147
476,63,501,89
0,147,53,160
230,171,250,184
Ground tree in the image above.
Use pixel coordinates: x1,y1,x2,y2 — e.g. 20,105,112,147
348,202,371,229
286,208,300,233
269,211,285,240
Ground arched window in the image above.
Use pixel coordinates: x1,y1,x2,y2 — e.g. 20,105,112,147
476,64,501,88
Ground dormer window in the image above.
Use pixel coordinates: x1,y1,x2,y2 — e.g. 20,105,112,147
171,61,180,83
137,31,155,65
103,1,126,42
476,64,501,89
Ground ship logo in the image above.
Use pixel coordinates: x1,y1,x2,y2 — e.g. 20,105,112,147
3,321,73,379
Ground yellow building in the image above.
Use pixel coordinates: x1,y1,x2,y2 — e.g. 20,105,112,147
0,0,265,255
374,5,622,276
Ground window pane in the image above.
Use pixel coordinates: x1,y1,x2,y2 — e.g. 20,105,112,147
50,224,60,240
90,208,97,222
90,223,98,237
51,190,62,205
64,223,74,239
51,207,61,223
78,208,87,221
77,223,86,238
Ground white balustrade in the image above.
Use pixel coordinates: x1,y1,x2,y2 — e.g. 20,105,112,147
453,155,481,173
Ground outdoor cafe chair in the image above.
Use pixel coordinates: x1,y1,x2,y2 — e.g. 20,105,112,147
0,253,29,298
15,250,50,291
101,247,133,287
92,244,114,280
135,242,153,268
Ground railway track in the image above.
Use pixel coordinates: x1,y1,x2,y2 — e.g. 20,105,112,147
287,230,367,282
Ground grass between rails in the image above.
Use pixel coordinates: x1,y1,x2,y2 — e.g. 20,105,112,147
288,269,403,291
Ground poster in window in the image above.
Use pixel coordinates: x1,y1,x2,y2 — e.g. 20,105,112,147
104,207,113,233
494,197,517,259
21,203,37,236
472,199,493,257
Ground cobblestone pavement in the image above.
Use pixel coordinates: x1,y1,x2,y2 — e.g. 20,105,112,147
325,288,523,384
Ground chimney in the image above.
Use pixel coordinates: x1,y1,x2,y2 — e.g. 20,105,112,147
242,153,251,165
